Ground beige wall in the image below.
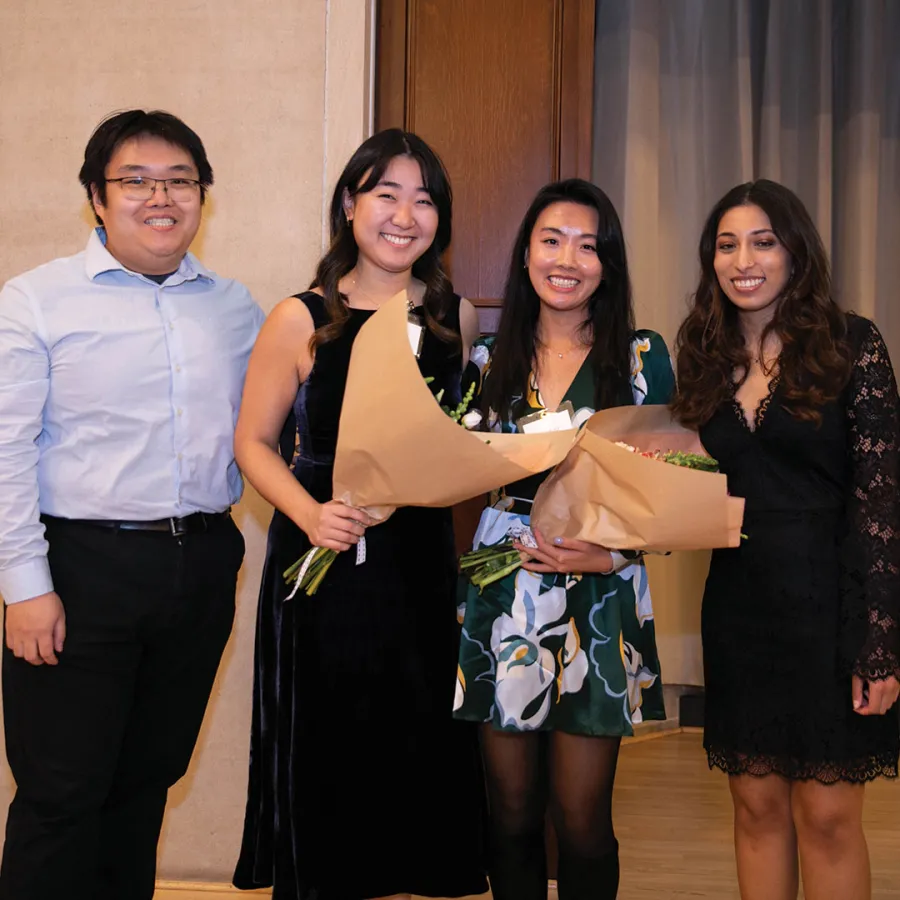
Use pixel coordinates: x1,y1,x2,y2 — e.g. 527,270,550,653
0,0,372,883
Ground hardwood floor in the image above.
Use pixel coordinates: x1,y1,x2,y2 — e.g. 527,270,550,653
615,732,900,899
155,732,900,900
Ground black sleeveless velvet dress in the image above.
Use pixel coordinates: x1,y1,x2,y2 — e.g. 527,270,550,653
234,292,488,899
699,314,900,783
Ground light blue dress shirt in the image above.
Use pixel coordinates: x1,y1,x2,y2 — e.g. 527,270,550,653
0,229,265,604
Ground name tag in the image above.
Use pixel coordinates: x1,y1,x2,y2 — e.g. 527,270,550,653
517,400,576,434
407,314,424,359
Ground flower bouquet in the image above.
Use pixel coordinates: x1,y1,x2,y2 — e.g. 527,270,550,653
461,403,746,592
286,379,477,596
284,291,581,597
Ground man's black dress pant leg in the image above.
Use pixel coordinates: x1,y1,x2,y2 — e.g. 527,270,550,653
0,515,244,900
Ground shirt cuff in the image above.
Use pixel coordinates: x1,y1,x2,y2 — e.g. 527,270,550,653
0,558,54,605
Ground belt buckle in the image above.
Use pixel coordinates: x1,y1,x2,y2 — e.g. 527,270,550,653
169,517,189,538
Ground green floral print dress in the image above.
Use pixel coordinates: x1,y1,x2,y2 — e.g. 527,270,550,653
454,331,675,735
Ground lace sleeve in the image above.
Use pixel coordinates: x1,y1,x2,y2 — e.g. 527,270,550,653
843,318,900,682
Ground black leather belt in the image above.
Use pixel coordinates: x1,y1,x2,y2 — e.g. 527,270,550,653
44,511,230,537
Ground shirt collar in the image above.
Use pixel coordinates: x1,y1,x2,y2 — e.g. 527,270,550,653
84,227,213,285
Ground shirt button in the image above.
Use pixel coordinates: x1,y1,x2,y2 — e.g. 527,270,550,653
175,364,182,373
176,408,183,417
177,453,183,460
169,322,175,331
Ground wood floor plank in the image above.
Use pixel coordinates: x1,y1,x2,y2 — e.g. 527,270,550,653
614,732,900,899
155,732,900,899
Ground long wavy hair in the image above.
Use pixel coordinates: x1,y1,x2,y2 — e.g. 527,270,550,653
671,179,852,428
310,129,456,349
480,179,636,424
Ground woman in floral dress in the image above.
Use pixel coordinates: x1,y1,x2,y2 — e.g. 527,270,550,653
454,179,674,900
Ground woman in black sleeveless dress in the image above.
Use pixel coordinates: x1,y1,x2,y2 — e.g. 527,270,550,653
232,130,487,899
672,180,899,900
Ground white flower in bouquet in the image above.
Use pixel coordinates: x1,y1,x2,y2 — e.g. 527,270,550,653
461,410,483,430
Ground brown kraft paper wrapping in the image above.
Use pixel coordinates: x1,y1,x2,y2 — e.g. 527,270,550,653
531,404,745,552
331,291,579,520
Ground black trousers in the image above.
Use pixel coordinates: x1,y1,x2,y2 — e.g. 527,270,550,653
0,514,244,900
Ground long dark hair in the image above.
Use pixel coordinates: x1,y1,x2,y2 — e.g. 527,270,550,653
671,179,851,428
481,178,636,424
310,128,456,349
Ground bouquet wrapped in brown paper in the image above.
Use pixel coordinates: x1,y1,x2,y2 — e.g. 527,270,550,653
531,404,745,552
285,291,581,596
460,404,745,592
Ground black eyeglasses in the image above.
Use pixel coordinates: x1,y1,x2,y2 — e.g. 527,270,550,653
105,177,202,201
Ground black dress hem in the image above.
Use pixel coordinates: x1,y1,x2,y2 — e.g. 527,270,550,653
706,744,899,784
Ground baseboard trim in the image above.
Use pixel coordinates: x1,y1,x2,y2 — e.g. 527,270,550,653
156,882,271,895
156,879,553,897
623,724,685,745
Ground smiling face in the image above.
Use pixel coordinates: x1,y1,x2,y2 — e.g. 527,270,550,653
526,201,603,314
713,203,792,319
344,154,439,274
91,134,202,275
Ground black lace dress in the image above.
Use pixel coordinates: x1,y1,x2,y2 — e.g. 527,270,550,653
233,292,488,899
699,314,900,783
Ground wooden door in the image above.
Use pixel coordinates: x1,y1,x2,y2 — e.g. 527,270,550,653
376,0,595,330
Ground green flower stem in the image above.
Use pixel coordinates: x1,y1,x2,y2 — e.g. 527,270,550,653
459,543,516,568
284,546,338,597
472,558,525,592
283,555,307,582
460,541,515,560
460,542,525,593
305,552,336,595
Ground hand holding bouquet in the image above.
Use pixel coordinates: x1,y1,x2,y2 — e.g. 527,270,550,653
287,380,479,596
461,404,745,592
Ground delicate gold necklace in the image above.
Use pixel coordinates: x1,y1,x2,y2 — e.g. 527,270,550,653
349,276,416,312
537,339,591,360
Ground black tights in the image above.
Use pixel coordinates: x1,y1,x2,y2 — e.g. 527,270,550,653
480,727,621,900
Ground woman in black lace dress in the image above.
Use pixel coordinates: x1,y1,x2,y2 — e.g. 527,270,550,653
231,130,487,899
672,180,899,900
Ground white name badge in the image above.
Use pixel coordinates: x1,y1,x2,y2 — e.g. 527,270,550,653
407,315,424,358
517,400,576,434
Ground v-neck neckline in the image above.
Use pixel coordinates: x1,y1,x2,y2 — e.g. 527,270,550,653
731,373,781,433
531,353,592,412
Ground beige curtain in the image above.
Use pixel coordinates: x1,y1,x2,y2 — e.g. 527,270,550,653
592,0,900,685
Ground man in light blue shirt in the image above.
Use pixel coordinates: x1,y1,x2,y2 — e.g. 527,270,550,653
0,109,264,900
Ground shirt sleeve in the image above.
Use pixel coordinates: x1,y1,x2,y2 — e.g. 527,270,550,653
842,318,900,681
0,280,53,604
249,291,266,332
